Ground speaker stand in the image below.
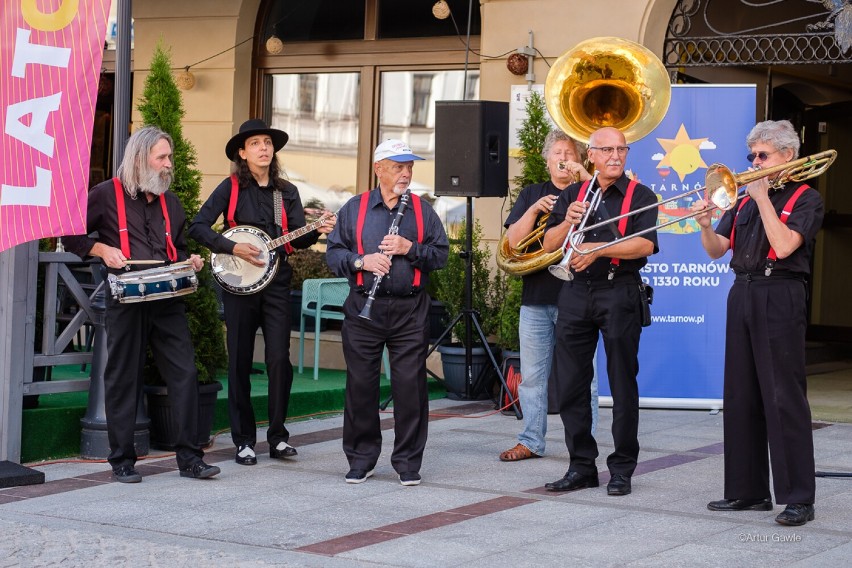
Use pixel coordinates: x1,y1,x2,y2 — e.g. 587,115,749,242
380,197,520,418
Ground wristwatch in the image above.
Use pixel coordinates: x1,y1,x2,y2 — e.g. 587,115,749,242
353,255,364,271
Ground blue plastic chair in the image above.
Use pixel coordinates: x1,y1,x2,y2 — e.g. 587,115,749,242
297,277,391,381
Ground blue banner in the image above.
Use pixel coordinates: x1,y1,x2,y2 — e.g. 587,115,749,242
597,85,756,407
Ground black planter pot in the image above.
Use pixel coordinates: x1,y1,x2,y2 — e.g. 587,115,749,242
144,380,223,450
437,343,500,401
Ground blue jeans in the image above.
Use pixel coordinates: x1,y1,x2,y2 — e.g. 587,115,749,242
517,304,598,456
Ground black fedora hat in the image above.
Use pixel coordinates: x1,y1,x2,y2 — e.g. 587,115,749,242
225,119,289,159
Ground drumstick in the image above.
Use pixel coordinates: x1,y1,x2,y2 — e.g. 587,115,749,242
124,260,165,265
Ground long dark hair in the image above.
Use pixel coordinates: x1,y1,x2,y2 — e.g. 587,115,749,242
230,152,289,191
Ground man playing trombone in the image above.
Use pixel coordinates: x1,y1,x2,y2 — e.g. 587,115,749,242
541,126,659,496
326,139,448,486
692,120,823,526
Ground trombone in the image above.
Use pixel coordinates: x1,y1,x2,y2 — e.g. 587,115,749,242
548,172,600,281
565,149,837,256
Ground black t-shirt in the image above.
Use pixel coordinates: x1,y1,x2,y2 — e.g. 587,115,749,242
545,174,659,280
505,181,565,305
714,181,824,275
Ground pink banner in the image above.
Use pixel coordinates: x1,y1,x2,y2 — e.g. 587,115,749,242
1,0,111,253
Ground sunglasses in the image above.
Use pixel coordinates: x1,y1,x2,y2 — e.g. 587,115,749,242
746,151,777,162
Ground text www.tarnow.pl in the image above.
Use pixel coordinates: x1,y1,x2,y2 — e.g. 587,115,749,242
651,314,705,325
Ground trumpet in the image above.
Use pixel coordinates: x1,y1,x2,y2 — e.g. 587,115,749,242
567,149,837,256
548,172,601,281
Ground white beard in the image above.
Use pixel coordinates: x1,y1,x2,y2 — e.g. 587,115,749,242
141,168,173,196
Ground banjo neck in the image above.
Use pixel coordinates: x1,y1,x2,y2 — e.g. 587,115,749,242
265,215,329,252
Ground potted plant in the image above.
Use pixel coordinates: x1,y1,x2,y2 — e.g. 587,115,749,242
432,219,501,399
138,43,226,449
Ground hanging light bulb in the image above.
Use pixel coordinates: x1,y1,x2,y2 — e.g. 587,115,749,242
266,24,284,54
432,1,450,20
176,66,195,90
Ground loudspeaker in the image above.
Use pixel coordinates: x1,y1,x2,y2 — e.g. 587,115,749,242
434,100,509,198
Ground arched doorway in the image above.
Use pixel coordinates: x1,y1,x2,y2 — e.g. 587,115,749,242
662,0,852,341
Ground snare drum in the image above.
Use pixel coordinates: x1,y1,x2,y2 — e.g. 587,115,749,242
108,262,198,303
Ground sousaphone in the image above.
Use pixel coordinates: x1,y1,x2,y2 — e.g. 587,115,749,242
497,37,671,276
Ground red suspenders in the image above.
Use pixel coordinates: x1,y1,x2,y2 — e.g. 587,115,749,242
730,184,810,275
226,174,294,254
112,178,177,262
355,190,424,288
572,178,638,276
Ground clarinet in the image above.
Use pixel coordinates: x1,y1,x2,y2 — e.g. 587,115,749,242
358,189,411,320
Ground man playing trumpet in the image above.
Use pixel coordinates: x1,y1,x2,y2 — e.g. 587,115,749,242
499,130,600,463
693,120,823,526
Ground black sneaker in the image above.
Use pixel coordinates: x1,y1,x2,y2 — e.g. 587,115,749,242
235,444,257,466
398,472,421,486
112,465,142,483
179,461,221,479
344,468,375,484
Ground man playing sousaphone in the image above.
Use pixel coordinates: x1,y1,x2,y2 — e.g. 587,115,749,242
497,129,600,463
189,119,336,467
63,126,220,482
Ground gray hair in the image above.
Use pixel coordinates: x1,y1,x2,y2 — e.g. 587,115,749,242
116,126,173,194
746,120,800,159
541,129,587,163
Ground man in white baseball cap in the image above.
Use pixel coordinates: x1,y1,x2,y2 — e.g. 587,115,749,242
326,138,448,486
373,138,425,163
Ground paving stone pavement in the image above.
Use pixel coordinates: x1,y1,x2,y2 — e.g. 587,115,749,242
2,398,851,567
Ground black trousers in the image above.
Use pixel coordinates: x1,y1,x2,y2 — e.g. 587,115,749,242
722,278,815,504
223,275,293,449
341,291,430,474
104,296,202,469
553,277,643,476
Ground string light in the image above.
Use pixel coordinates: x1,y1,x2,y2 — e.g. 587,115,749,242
266,34,284,54
176,66,195,90
432,1,450,20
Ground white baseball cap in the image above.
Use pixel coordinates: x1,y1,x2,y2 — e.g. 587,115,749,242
373,139,424,163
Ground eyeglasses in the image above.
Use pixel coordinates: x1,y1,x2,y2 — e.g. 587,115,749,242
590,146,630,156
746,150,777,162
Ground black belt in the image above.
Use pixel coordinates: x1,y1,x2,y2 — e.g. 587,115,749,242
575,271,640,289
734,271,806,282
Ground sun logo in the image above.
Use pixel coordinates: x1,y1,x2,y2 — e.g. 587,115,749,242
655,124,710,182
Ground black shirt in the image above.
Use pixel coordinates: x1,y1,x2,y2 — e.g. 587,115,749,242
188,176,320,281
62,178,190,270
545,173,659,280
714,180,824,275
505,181,565,305
326,188,449,296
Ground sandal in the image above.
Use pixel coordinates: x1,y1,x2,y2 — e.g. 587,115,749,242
499,443,541,462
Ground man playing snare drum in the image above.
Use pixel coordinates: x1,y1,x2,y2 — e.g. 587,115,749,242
63,126,220,483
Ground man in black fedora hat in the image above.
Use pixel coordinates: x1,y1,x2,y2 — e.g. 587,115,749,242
190,119,336,466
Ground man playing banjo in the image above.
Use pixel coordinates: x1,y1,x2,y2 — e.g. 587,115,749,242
189,119,335,467
64,126,220,483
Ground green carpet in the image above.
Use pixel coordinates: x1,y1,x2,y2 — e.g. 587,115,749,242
21,365,448,464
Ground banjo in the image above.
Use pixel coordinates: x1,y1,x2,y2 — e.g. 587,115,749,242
211,214,332,294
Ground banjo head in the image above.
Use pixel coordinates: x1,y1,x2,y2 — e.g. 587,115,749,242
211,226,279,294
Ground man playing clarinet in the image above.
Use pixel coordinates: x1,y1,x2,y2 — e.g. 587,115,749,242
326,139,448,486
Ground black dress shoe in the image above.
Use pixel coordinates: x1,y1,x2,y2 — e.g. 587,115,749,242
235,444,257,465
707,497,773,511
775,503,815,526
112,465,142,483
545,470,599,492
270,442,298,459
179,461,221,479
607,474,632,496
